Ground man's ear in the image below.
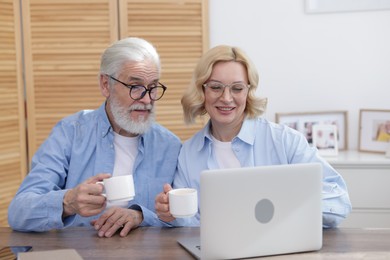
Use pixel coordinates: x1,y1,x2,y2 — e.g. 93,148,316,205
100,74,110,98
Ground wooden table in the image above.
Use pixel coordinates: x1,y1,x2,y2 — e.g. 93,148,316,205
1,227,390,259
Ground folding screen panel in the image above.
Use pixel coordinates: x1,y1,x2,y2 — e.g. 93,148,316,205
0,0,27,226
22,0,118,161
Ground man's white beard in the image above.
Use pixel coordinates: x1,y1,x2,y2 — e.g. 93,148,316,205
109,98,155,135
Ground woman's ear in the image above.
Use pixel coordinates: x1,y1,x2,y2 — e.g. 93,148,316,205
100,74,110,98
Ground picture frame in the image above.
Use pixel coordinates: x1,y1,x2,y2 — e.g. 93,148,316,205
359,109,390,153
312,124,338,156
275,111,348,150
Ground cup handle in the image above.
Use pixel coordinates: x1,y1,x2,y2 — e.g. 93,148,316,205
96,181,106,197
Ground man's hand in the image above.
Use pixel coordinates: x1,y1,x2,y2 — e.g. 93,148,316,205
63,173,111,218
91,207,143,237
155,183,175,223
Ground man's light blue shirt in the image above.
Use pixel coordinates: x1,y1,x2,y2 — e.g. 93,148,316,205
172,118,352,228
8,103,181,232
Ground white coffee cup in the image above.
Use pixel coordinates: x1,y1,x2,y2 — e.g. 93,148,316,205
98,175,135,202
168,188,198,218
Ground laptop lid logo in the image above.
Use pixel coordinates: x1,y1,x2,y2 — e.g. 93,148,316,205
255,198,274,223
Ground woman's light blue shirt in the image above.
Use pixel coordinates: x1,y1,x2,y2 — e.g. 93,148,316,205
173,118,352,228
8,103,181,232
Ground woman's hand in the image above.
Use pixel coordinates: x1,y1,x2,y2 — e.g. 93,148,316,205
155,183,175,223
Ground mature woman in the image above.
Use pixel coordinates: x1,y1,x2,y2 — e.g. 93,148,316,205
155,45,351,228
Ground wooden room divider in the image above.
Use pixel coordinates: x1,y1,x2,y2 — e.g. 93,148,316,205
0,0,208,227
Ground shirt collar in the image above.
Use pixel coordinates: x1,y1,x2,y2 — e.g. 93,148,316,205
196,120,212,151
236,118,256,145
98,102,112,137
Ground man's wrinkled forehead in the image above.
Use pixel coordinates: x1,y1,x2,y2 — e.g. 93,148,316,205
119,60,160,83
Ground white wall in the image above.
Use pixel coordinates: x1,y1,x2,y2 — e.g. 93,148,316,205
209,0,390,150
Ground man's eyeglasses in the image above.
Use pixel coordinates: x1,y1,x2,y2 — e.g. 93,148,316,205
107,75,167,101
203,81,250,97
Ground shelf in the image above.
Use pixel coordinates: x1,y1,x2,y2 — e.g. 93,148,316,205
325,150,390,167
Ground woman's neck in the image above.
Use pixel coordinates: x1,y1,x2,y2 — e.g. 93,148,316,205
210,120,244,142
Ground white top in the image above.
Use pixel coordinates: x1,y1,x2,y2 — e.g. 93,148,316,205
108,132,139,208
211,135,241,168
113,132,139,176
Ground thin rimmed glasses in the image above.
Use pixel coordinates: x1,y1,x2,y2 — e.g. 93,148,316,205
203,81,250,97
107,75,167,101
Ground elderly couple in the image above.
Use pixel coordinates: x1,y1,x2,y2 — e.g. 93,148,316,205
8,37,351,237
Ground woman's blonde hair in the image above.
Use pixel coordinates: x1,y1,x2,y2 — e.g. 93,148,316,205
181,45,267,124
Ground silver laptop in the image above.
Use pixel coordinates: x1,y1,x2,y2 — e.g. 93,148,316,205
178,163,323,259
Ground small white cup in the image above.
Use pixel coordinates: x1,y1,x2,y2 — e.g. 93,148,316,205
98,175,135,202
168,188,198,218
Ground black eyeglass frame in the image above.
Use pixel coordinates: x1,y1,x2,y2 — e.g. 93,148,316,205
107,75,167,101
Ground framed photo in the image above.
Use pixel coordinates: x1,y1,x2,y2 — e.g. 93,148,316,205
312,124,338,156
359,109,390,153
275,111,348,150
